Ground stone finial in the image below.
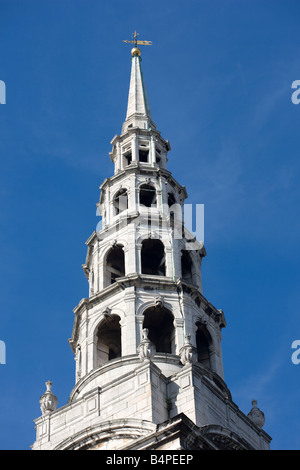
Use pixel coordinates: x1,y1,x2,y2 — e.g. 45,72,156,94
247,399,265,428
137,328,156,362
39,381,58,416
179,334,197,366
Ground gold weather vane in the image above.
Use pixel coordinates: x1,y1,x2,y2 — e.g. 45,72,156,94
123,31,152,55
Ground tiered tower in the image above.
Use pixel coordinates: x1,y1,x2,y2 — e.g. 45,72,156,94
32,41,271,451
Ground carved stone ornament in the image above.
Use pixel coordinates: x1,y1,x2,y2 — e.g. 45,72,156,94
154,295,164,308
103,307,112,318
137,328,156,361
247,399,265,428
39,381,58,416
179,334,197,366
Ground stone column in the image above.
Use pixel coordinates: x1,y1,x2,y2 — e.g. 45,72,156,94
136,314,144,348
98,253,105,291
118,141,123,171
81,310,90,376
126,227,137,275
94,240,100,294
171,237,181,279
123,287,137,355
132,134,138,162
136,242,142,274
164,244,173,279
150,134,156,165
123,245,129,276
175,318,185,353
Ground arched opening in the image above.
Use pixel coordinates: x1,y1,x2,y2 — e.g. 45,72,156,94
196,322,212,369
181,250,194,284
143,306,175,354
105,244,125,287
113,188,128,215
167,192,176,208
96,314,121,367
139,148,149,163
155,147,162,165
167,192,176,223
141,239,165,276
123,150,132,166
139,184,157,208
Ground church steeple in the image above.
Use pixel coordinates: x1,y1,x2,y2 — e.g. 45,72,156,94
32,36,271,451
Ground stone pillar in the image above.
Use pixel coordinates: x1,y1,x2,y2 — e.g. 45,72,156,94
209,345,221,376
136,242,142,274
98,256,105,291
117,141,123,171
150,134,156,165
171,237,181,279
132,134,138,162
94,240,100,294
165,244,174,279
175,318,185,353
123,287,136,355
80,309,90,376
136,314,144,348
123,245,129,276
126,227,137,274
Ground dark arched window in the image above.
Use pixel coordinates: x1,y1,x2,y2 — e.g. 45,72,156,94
141,239,165,276
143,306,175,354
167,192,176,208
181,250,194,284
113,188,128,215
105,244,125,287
139,147,149,163
139,184,156,208
96,314,121,367
123,150,132,166
196,322,212,369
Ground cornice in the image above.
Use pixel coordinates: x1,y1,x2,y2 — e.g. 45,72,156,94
99,164,184,191
70,275,226,349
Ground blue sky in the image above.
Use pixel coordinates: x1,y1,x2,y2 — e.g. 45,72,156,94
0,0,299,450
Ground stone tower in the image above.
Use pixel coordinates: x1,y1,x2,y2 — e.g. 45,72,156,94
32,44,271,451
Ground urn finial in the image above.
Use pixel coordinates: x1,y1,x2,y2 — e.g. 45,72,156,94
39,381,58,416
179,334,197,366
247,399,265,428
137,328,156,361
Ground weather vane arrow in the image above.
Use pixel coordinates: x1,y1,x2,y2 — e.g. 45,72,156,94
123,31,152,55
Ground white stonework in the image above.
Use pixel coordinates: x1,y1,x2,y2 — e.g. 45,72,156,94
32,46,271,451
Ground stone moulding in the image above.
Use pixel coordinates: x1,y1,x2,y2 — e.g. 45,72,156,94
53,418,157,450
70,276,226,339
68,354,180,404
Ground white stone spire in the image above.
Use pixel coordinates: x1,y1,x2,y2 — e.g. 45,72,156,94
122,48,156,134
126,52,151,119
